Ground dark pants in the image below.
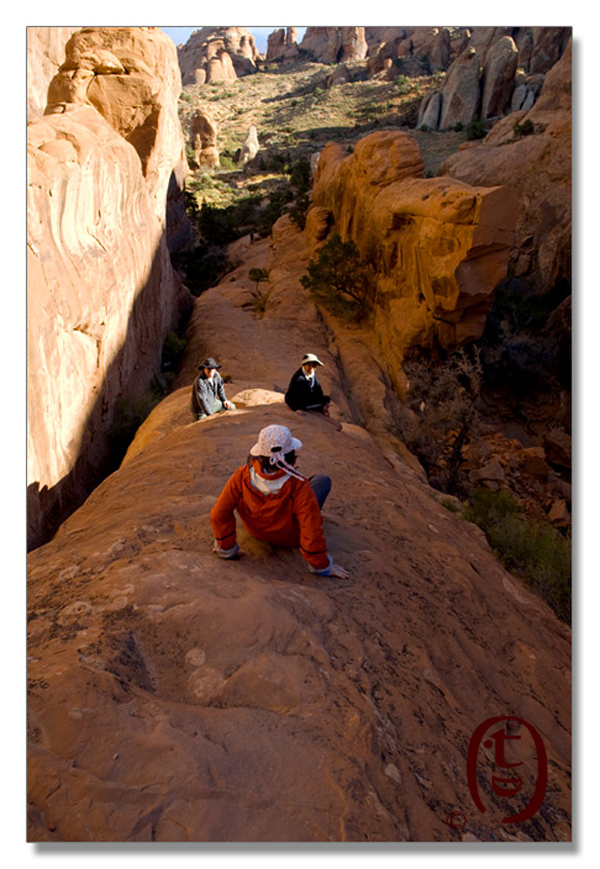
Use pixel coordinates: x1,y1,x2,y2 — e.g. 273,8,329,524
309,475,331,510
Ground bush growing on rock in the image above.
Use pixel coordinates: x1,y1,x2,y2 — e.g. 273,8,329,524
300,232,374,321
464,487,571,623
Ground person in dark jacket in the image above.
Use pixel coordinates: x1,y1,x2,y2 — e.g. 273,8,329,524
191,357,235,420
285,353,331,416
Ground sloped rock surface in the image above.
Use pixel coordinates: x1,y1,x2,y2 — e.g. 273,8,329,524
28,224,571,843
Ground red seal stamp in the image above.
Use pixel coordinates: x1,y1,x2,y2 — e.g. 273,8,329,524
467,715,548,823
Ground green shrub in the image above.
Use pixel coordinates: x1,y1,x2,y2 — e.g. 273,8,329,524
249,267,269,289
288,192,310,230
465,118,488,140
161,331,187,371
300,232,374,322
218,154,236,171
463,487,571,623
513,118,535,137
394,74,411,94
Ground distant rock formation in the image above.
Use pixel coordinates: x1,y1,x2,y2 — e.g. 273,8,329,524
441,39,572,297
178,27,259,85
190,109,219,168
365,27,454,78
27,27,193,550
309,131,518,387
419,46,480,130
416,27,571,130
266,27,298,62
299,27,368,64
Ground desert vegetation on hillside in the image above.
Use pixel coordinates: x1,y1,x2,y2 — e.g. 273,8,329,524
176,62,465,265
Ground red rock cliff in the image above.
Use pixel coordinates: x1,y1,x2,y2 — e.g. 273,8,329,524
27,27,193,550
309,131,518,387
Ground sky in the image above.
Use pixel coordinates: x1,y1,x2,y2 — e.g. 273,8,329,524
161,26,307,53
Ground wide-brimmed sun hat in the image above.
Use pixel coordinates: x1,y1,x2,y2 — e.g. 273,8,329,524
199,357,221,370
301,353,323,366
249,425,303,465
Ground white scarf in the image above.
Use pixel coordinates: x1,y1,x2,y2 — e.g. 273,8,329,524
249,467,291,495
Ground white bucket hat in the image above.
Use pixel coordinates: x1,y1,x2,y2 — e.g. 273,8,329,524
249,425,306,479
301,353,323,366
250,425,302,462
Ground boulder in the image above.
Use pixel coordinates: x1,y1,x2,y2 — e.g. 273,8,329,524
543,429,572,469
408,26,451,70
465,27,513,67
310,131,518,385
480,36,519,119
438,47,480,130
530,27,572,74
190,109,219,168
417,91,442,130
518,447,551,477
238,126,259,166
27,27,192,550
327,63,351,88
547,499,571,528
469,460,507,490
511,83,528,112
441,39,572,297
206,50,237,83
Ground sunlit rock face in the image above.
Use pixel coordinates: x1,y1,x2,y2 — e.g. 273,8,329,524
27,27,79,120
309,130,518,388
299,26,368,63
27,27,192,550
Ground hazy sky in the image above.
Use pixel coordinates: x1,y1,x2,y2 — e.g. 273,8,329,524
161,26,307,53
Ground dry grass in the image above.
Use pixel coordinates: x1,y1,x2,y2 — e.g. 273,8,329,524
178,61,467,212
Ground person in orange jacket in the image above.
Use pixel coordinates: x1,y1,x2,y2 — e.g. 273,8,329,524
210,424,349,578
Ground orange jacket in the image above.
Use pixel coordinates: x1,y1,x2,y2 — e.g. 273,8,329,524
210,459,330,572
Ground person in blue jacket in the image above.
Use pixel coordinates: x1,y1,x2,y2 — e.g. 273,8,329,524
285,353,331,416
